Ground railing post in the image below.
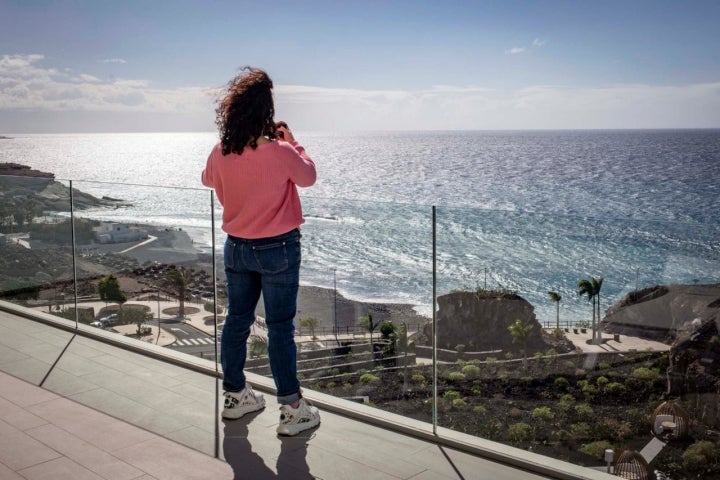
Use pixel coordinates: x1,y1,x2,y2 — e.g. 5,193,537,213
210,190,218,372
432,205,438,435
69,180,79,327
210,190,220,459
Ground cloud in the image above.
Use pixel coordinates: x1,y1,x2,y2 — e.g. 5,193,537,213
274,82,720,130
0,53,213,114
1,53,718,131
100,58,127,64
75,73,101,83
507,38,546,55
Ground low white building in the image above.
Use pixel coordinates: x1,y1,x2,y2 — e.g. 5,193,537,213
94,223,148,244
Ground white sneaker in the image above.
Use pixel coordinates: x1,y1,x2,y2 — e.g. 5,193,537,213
276,398,321,436
222,386,265,419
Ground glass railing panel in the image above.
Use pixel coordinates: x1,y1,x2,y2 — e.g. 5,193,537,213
70,180,219,364
0,173,77,383
0,174,77,324
435,205,720,473
235,195,434,418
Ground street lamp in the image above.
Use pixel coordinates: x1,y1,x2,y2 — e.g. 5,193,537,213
333,268,340,346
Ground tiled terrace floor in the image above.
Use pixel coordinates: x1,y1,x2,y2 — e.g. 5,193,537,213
0,306,613,480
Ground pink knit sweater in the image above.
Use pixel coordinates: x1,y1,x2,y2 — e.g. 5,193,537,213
201,140,316,239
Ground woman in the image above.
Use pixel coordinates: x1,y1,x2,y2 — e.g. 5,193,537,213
202,67,319,436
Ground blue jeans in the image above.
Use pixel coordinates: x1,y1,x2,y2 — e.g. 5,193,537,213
221,229,302,405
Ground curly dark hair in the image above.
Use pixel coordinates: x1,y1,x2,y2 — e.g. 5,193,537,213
215,67,277,156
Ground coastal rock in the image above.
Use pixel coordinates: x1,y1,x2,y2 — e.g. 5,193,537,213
0,163,54,178
602,284,720,341
0,163,117,211
433,290,548,353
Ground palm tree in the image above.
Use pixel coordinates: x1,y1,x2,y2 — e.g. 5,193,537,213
593,277,604,342
299,317,319,339
578,277,603,343
358,313,379,353
163,267,192,318
548,291,562,330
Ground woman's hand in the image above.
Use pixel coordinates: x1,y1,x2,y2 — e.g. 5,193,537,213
276,121,295,143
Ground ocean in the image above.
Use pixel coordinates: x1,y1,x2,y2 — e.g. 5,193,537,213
2,130,719,323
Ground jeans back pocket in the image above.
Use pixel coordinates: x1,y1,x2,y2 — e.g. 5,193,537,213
252,241,289,274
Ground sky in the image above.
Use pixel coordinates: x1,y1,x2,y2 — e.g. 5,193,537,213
1,0,719,133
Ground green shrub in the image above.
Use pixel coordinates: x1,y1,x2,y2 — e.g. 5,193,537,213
326,381,336,389
581,383,597,401
473,406,487,415
580,440,614,459
508,422,532,444
359,373,380,384
598,361,611,370
682,440,717,472
411,374,426,384
447,371,466,381
485,357,498,364
327,367,340,376
596,376,609,388
632,367,660,381
443,390,461,401
554,377,569,389
452,398,467,408
342,382,353,391
532,406,555,422
558,394,576,408
461,364,481,378
575,404,594,417
379,321,396,337
569,422,592,440
605,382,626,396
471,384,483,395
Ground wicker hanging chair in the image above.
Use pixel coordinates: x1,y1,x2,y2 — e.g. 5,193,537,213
651,400,690,440
614,450,652,480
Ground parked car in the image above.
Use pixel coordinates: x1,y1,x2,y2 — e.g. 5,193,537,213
97,313,118,325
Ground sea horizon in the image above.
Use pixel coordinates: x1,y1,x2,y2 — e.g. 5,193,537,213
2,129,719,323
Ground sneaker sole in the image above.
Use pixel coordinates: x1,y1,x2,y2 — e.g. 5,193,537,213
222,401,266,420
276,416,320,436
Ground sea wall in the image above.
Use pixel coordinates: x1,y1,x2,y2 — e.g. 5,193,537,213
603,284,720,340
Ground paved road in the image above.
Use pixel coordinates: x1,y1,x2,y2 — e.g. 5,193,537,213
166,322,219,359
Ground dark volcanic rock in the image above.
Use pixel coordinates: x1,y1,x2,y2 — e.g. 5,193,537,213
431,290,548,353
0,163,54,178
